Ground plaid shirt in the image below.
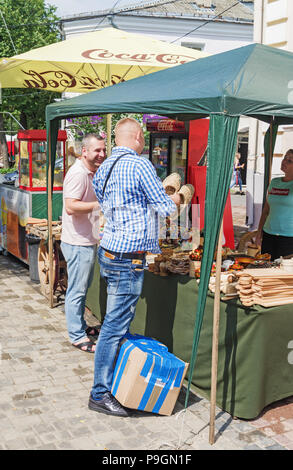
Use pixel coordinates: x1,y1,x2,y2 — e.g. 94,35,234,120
93,146,176,253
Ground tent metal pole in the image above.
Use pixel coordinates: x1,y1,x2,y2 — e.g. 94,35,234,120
269,117,273,184
209,218,223,445
106,65,112,157
48,129,54,308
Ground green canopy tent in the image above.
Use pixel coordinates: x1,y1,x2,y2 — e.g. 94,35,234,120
46,43,293,440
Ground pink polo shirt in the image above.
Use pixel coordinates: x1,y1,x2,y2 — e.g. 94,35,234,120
61,158,100,246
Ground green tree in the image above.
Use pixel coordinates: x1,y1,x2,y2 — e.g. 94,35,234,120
0,0,61,166
67,113,150,150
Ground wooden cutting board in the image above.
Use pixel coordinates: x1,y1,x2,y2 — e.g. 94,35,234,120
253,286,293,294
238,268,293,278
236,268,293,307
255,282,293,288
254,291,293,298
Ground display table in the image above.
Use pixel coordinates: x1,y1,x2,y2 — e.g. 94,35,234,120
86,263,293,419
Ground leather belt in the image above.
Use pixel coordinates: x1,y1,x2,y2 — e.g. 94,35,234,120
104,249,146,260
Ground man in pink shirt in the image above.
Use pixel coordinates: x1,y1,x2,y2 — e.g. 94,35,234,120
61,134,106,353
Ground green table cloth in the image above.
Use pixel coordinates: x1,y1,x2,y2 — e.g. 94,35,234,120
86,263,293,419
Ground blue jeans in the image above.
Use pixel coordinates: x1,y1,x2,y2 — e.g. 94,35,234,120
230,170,243,192
61,242,96,343
91,246,145,400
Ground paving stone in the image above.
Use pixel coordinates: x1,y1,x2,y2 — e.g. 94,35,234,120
265,444,288,450
251,435,281,448
244,444,265,450
89,422,109,433
69,426,92,438
10,414,43,431
177,410,207,433
1,427,24,442
33,423,56,435
189,438,216,451
0,377,14,387
103,441,124,450
120,436,154,450
35,444,58,450
238,429,269,445
38,432,60,444
0,312,9,318
5,438,27,450
212,436,244,450
67,437,98,450
54,430,73,441
232,420,258,433
0,251,291,451
24,434,43,448
56,441,75,450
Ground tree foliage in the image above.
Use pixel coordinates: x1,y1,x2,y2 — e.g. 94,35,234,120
0,0,61,131
67,113,150,149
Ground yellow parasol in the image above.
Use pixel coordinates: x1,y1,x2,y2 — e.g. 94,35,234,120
0,27,208,307
0,27,207,93
0,27,207,153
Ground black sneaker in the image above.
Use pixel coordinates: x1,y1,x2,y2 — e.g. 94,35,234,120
88,392,130,417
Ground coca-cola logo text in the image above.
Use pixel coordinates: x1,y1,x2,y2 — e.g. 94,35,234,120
157,120,185,132
82,49,195,65
21,69,125,90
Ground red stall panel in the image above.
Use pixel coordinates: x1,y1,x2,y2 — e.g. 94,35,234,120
187,166,235,250
188,119,210,166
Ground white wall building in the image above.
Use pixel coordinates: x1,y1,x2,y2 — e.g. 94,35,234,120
247,0,293,228
61,0,254,55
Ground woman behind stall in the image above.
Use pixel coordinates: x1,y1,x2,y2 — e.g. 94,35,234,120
255,149,293,260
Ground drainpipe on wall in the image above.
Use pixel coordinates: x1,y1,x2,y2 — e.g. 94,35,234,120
246,0,264,228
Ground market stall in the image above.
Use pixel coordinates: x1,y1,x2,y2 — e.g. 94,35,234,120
86,262,293,420
0,130,66,263
45,43,293,436
85,225,293,420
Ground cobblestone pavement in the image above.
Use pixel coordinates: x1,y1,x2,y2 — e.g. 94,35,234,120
0,251,290,451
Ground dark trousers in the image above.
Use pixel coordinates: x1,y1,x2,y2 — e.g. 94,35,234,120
262,231,293,260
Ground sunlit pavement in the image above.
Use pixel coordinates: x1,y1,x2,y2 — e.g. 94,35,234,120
0,230,290,450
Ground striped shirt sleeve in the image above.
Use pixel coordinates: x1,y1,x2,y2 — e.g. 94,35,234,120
138,158,177,217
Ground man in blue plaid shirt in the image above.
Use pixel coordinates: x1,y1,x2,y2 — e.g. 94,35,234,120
89,117,180,417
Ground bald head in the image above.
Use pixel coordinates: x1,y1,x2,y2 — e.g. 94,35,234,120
114,117,145,155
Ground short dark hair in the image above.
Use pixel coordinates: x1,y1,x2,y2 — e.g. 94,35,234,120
82,133,104,149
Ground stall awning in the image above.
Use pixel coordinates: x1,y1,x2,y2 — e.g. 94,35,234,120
45,43,293,410
46,43,293,123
